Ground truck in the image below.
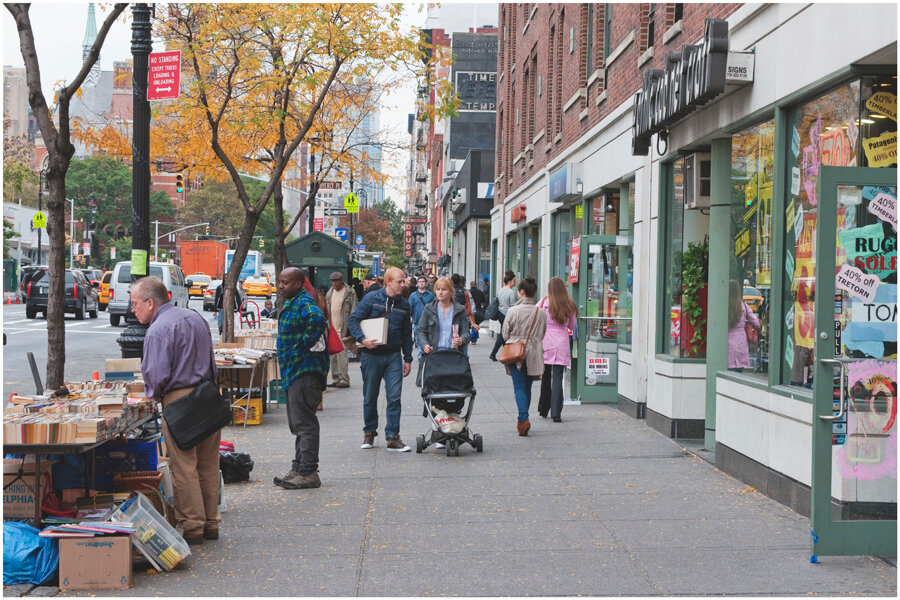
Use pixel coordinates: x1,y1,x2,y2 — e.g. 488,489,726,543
225,249,262,280
180,240,228,280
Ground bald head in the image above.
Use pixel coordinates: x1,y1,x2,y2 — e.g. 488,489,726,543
278,267,306,299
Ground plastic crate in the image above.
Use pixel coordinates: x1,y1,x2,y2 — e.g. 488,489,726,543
231,397,262,425
93,440,158,488
268,380,286,404
109,492,189,571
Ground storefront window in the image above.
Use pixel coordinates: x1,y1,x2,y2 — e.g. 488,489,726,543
524,223,540,284
729,119,775,378
477,221,491,292
554,211,571,281
661,158,710,358
782,76,897,387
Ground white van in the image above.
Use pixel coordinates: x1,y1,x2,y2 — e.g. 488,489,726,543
107,261,190,326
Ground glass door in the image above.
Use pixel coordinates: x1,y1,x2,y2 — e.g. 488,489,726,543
810,166,896,560
574,234,633,403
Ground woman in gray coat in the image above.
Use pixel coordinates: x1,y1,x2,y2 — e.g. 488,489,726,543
500,276,547,436
416,276,469,355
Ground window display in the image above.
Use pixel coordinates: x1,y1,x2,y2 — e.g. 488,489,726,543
729,119,774,377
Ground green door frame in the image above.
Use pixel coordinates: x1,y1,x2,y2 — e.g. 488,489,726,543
810,166,897,560
573,233,633,403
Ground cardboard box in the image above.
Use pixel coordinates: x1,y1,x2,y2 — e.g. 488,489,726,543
105,358,141,373
59,535,132,590
232,397,263,425
3,459,53,518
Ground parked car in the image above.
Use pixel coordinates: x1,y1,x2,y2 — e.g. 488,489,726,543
107,261,189,326
242,276,271,298
186,273,212,297
18,265,46,300
25,268,100,320
98,270,113,311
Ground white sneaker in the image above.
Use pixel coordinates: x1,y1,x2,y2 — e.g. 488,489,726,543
361,433,376,449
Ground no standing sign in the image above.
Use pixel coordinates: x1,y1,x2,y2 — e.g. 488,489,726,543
148,51,181,101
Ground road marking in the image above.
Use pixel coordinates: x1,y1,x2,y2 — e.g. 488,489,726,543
4,319,32,325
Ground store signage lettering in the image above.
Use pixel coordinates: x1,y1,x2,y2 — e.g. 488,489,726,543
569,237,580,284
587,357,610,376
836,264,880,303
868,192,897,229
862,130,898,168
865,92,897,122
631,19,730,155
839,223,897,279
734,227,750,258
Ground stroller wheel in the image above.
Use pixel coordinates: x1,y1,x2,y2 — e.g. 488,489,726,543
415,435,425,454
474,433,483,453
447,439,459,457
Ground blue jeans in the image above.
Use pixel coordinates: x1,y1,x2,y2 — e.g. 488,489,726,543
509,362,533,422
360,351,404,438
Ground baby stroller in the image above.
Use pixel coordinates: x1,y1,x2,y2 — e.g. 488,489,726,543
416,349,483,456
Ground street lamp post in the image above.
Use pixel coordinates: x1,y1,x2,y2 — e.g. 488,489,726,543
117,2,152,359
65,198,75,269
37,170,45,265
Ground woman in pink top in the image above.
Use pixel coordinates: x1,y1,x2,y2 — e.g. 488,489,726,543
536,277,577,422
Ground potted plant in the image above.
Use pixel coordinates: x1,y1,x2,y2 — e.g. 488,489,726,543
680,237,709,358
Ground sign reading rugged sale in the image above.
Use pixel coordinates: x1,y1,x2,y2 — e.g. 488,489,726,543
148,51,181,101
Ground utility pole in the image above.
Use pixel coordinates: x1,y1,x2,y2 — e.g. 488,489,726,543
37,170,45,265
117,2,152,358
307,147,316,234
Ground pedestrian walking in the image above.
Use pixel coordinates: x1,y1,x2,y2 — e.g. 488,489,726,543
727,279,760,372
347,267,415,452
273,267,329,489
500,276,546,436
350,277,364,302
213,281,242,336
536,277,577,422
427,273,437,292
489,270,518,361
131,276,221,545
408,275,436,356
326,271,357,388
416,276,469,357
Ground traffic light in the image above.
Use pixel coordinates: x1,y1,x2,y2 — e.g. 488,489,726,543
258,237,265,249
205,225,210,235
176,173,184,194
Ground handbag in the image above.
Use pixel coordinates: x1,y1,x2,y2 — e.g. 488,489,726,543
499,307,540,365
744,304,759,345
327,322,345,355
162,356,231,451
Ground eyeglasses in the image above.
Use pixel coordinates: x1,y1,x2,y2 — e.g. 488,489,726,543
130,298,150,310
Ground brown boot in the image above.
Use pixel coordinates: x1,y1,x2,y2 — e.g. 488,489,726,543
517,420,530,437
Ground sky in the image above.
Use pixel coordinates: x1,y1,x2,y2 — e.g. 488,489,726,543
3,2,425,206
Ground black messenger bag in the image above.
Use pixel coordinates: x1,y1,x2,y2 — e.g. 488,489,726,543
163,356,231,450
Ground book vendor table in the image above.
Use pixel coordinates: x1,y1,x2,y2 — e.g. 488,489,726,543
216,355,272,426
3,414,157,528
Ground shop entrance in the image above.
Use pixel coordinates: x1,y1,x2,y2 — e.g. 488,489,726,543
572,234,633,403
810,166,896,560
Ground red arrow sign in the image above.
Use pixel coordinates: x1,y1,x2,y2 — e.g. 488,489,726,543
148,51,181,101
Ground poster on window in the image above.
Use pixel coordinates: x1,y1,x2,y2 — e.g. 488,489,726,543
569,237,580,283
587,357,610,376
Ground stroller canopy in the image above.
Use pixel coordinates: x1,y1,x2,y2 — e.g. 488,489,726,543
421,349,474,396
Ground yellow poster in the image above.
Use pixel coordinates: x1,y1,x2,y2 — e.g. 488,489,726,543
862,130,898,168
865,92,897,122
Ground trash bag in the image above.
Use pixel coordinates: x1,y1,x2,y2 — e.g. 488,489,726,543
219,451,254,483
3,522,59,585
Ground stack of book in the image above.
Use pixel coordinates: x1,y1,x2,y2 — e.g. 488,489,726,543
39,521,136,538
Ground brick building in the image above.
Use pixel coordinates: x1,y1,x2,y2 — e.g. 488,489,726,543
492,2,897,550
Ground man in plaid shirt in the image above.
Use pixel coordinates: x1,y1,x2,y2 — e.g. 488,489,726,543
274,267,329,489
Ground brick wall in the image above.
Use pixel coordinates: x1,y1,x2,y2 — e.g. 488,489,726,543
495,3,742,206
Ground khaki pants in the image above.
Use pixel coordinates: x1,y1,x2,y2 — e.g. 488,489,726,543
330,348,349,385
161,387,222,536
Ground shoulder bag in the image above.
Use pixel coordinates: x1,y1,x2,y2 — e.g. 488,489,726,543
484,296,500,321
163,355,231,451
499,306,540,365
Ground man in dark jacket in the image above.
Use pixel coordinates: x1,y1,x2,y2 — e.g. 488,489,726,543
348,267,414,452
468,280,487,314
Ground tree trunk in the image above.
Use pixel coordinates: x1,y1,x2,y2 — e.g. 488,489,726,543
44,163,70,389
273,181,286,309
221,210,262,341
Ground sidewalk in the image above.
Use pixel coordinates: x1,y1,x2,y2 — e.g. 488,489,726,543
65,338,895,597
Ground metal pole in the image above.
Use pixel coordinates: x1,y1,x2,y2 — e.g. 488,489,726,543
68,199,74,269
118,2,152,359
37,171,43,265
350,171,354,259
307,151,316,233
154,220,159,261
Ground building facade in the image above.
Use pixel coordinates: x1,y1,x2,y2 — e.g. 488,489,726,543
493,2,897,552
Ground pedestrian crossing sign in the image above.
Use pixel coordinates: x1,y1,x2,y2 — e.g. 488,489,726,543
344,192,360,213
32,211,47,229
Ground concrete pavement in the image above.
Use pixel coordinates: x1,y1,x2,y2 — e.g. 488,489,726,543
46,336,899,596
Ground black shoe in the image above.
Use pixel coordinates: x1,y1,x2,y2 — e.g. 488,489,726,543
489,355,498,362
552,417,562,423
183,533,204,546
203,528,219,540
538,412,548,418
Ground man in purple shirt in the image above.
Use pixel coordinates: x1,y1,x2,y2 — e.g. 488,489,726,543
131,276,220,546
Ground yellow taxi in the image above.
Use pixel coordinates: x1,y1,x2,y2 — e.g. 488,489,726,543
186,273,212,297
242,276,271,298
98,271,113,310
269,276,277,295
743,284,764,313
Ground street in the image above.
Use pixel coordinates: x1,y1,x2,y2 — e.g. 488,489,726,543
4,326,893,597
3,298,218,393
